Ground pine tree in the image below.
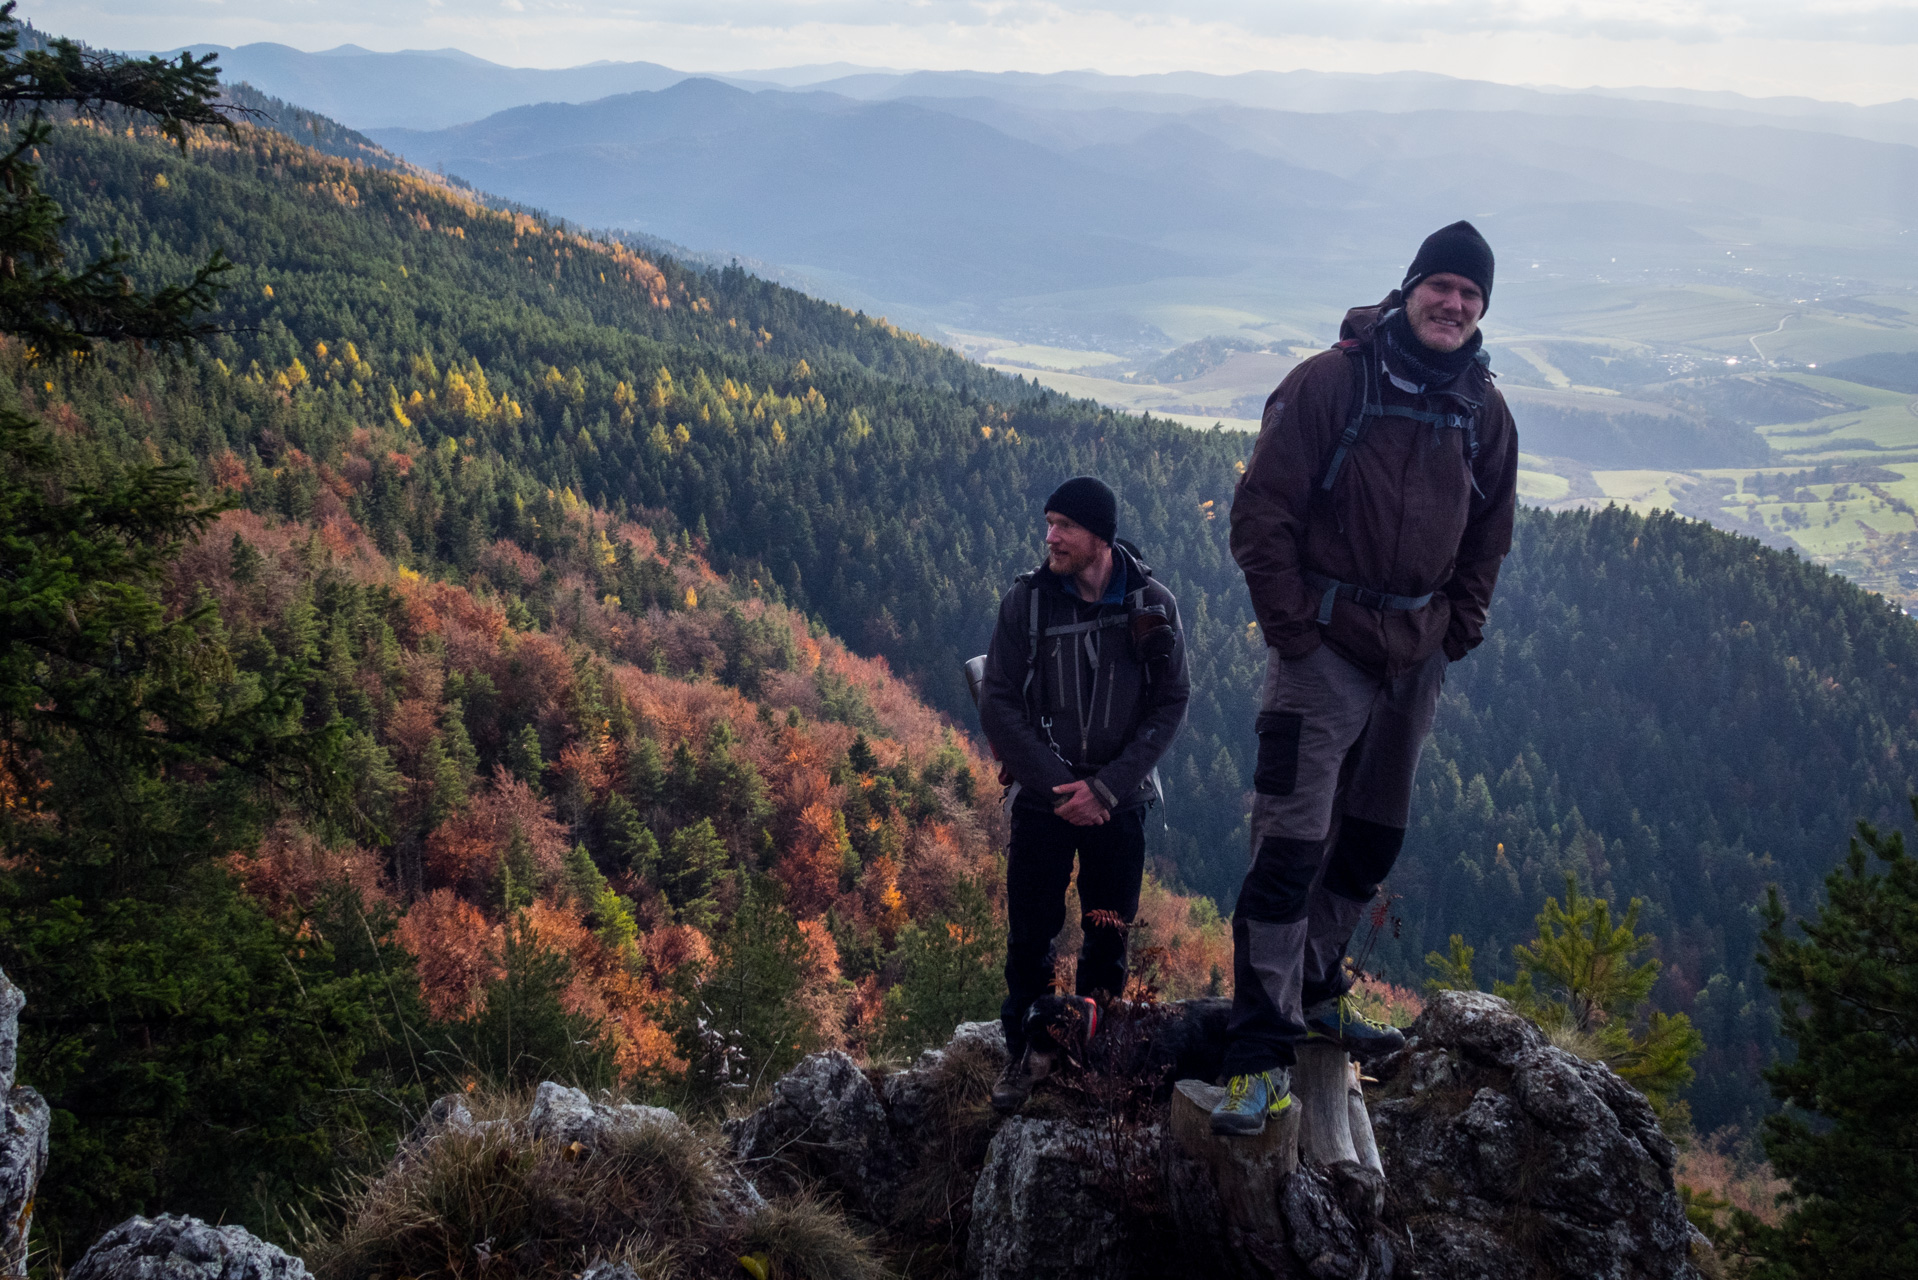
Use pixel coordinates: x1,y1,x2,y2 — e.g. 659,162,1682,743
601,792,659,880
1489,875,1704,1117
661,818,729,932
1423,934,1477,993
671,875,816,1095
879,878,1005,1055
1744,811,1918,1279
446,913,614,1090
0,8,376,1251
507,723,546,793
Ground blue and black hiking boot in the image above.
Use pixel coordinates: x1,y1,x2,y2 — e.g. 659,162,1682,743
1209,1067,1292,1136
1303,993,1406,1058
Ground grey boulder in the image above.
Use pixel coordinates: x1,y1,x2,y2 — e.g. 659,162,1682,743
0,965,47,1280
726,1049,907,1221
68,1215,311,1280
526,1081,686,1149
966,1116,1146,1280
1371,990,1697,1280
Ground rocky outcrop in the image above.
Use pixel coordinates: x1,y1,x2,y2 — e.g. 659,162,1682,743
1369,990,1698,1280
725,994,1704,1279
67,1215,310,1280
727,1048,913,1221
30,979,1701,1280
967,1116,1147,1280
0,967,48,1280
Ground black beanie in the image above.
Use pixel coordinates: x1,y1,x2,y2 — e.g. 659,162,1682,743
1401,220,1495,313
1045,476,1117,545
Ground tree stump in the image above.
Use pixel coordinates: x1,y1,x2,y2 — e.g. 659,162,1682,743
1162,1046,1388,1277
1162,1079,1299,1279
1295,1041,1383,1175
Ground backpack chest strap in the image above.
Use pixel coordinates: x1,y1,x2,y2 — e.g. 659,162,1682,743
1043,613,1131,638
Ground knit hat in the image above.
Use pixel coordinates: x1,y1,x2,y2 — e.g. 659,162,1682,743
1045,476,1117,545
1401,221,1495,313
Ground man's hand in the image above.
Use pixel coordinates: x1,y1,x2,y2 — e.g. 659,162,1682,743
1052,780,1110,826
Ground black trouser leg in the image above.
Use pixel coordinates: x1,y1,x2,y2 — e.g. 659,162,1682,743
1300,816,1406,1008
1073,807,1147,1001
1002,807,1076,1056
1221,833,1323,1076
1000,805,1147,1055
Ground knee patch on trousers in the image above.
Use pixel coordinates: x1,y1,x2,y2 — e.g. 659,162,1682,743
1253,711,1303,796
1235,835,1321,924
1322,817,1406,903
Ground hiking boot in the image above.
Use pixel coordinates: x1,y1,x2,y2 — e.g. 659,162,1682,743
1304,993,1406,1058
1209,1067,1292,1136
989,1047,1055,1114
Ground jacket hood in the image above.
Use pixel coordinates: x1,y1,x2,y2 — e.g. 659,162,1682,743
1339,291,1402,343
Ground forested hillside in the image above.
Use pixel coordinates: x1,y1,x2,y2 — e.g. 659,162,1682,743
27,101,1918,1149
5,107,1245,1261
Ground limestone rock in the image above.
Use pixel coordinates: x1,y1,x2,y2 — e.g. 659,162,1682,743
0,967,22,1094
1408,988,1547,1069
966,1116,1137,1280
1371,991,1697,1280
881,1019,1006,1148
0,1084,49,1278
0,965,46,1280
726,1050,907,1221
579,1262,643,1280
68,1215,311,1280
526,1081,686,1150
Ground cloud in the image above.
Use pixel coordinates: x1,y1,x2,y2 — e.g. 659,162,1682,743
410,0,1918,45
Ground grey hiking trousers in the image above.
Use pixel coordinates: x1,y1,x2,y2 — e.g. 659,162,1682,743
1220,643,1445,1076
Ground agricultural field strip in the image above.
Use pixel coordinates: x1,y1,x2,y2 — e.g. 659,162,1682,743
1757,375,1918,458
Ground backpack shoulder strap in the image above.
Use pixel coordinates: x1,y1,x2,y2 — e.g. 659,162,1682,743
1317,341,1373,495
1013,572,1043,703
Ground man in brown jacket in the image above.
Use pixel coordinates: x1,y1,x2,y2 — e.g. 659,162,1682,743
1211,221,1519,1135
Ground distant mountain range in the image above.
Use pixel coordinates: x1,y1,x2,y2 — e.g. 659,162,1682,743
154,42,1918,146
357,76,1918,334
145,42,1918,352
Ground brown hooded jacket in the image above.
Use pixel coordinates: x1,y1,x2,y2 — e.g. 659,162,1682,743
1229,296,1519,677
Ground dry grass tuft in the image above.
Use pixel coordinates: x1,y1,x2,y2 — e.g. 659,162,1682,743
886,1036,1001,1257
740,1194,891,1280
308,1088,740,1280
1543,1021,1606,1062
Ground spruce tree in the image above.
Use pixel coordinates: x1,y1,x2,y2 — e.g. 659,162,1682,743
1747,812,1918,1278
0,6,391,1251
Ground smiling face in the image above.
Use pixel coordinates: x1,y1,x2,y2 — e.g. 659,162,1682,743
1045,511,1105,577
1405,271,1486,353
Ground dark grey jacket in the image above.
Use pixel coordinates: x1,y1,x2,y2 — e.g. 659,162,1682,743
979,544,1190,813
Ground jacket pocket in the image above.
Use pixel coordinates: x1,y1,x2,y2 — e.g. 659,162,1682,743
1253,711,1303,796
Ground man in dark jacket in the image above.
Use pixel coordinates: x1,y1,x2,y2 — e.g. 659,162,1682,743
978,476,1190,1112
1212,222,1519,1135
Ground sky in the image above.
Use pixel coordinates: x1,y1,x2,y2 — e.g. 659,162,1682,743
32,0,1918,106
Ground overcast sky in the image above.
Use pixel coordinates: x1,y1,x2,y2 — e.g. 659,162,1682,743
33,0,1918,105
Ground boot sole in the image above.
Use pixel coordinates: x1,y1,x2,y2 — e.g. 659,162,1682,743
1210,1114,1267,1136
1304,1028,1405,1059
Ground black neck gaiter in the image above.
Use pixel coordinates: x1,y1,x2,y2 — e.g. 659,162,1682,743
1381,308,1481,389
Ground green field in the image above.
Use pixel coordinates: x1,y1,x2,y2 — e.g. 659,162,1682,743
1757,375,1918,461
